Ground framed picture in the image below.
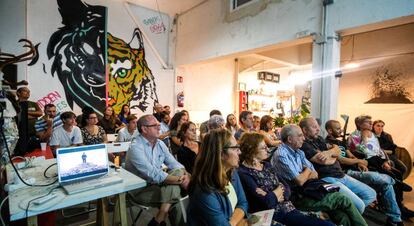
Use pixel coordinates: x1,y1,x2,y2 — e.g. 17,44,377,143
272,74,280,83
257,72,266,80
265,73,273,81
238,82,246,91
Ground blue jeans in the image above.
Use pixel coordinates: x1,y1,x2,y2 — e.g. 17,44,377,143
347,170,402,222
322,174,376,213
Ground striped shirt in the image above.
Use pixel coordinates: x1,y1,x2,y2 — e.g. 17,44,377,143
35,112,63,133
271,143,316,182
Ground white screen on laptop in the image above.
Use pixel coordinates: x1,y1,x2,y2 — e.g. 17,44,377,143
57,144,108,184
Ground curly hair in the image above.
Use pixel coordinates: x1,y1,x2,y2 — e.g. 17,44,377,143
239,132,265,165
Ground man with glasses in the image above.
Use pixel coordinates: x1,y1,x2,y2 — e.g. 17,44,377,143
125,115,189,226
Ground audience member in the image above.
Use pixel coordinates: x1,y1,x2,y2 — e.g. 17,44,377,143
299,117,376,214
208,114,225,130
349,115,414,220
169,111,189,156
153,103,164,122
158,112,170,142
118,104,131,124
234,110,254,141
271,124,367,226
116,115,138,142
325,120,404,226
16,87,43,137
181,110,190,120
199,110,222,141
50,111,83,155
225,114,239,137
187,129,248,226
372,120,408,176
163,105,171,116
238,132,335,226
125,115,189,226
98,106,124,134
76,106,94,128
259,115,281,148
35,104,62,142
81,111,107,145
252,115,260,131
177,121,199,174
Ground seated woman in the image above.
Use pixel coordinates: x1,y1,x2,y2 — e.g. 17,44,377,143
81,111,107,145
238,132,334,226
259,115,281,148
187,129,248,226
98,106,125,134
372,120,408,177
177,121,199,174
117,104,131,124
169,112,188,156
225,114,239,137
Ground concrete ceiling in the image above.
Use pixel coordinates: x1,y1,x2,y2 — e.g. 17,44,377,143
126,0,207,17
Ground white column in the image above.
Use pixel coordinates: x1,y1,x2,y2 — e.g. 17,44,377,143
311,33,341,133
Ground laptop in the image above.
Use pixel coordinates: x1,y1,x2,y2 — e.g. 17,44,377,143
106,142,131,154
56,144,123,195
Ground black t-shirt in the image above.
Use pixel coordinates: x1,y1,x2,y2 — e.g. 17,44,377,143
301,136,345,179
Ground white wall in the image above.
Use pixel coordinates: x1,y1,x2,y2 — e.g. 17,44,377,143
176,58,236,124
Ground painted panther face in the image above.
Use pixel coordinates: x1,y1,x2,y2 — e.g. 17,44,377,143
107,29,158,114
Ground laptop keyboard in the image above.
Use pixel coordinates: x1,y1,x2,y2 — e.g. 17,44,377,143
63,175,123,195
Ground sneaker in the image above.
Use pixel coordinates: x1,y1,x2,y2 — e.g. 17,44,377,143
402,182,412,192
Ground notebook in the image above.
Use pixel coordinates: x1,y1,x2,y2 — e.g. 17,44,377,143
56,144,123,195
106,142,131,154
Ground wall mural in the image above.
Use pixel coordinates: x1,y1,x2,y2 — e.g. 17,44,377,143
107,29,158,114
46,0,158,115
365,65,413,104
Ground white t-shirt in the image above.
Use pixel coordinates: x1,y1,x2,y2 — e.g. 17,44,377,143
116,127,139,142
49,126,83,147
226,182,238,211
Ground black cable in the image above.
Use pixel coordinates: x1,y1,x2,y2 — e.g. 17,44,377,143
25,185,61,218
0,123,58,187
43,163,57,179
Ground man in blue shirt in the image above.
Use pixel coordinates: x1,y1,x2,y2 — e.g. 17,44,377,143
35,104,62,142
125,115,189,226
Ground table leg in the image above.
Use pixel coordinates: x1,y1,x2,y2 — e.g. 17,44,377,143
27,215,38,226
113,193,127,226
96,198,109,226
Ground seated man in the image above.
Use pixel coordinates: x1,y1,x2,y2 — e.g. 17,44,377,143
35,104,62,142
299,117,376,214
234,110,254,141
348,115,414,220
116,115,138,142
272,124,367,226
125,115,190,226
325,120,404,226
49,111,83,156
199,109,222,141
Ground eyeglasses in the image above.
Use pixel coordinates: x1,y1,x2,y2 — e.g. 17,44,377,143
144,124,160,128
224,145,240,150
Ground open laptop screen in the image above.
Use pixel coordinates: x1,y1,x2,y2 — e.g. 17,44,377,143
57,144,108,183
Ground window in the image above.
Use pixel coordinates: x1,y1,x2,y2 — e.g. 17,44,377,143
231,0,258,11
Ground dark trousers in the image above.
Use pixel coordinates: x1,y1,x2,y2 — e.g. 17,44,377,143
275,209,335,226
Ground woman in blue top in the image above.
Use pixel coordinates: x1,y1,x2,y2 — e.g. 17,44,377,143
187,128,248,226
117,104,130,124
238,132,335,226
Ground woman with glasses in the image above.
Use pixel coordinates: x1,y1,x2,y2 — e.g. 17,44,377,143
177,122,199,174
187,129,248,226
238,132,334,226
81,111,107,145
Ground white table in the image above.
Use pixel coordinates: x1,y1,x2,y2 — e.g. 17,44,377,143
7,159,146,226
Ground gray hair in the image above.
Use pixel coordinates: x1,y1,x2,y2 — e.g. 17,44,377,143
280,124,300,143
208,115,225,130
137,114,153,133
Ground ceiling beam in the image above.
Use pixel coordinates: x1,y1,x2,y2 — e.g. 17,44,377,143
250,53,299,67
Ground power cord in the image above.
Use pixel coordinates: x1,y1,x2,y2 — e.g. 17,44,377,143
43,163,57,179
0,196,8,226
0,122,58,187
25,185,61,218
